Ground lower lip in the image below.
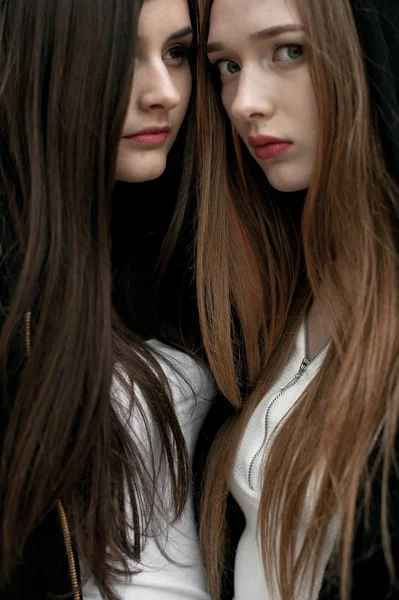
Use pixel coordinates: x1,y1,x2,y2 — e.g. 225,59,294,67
125,132,168,145
253,142,292,160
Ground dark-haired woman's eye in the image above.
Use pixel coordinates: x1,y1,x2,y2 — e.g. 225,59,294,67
163,44,190,64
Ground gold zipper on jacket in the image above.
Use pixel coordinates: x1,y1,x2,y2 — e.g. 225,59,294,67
25,312,81,600
56,500,81,600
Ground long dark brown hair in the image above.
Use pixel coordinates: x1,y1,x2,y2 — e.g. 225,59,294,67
0,0,198,598
112,0,200,346
196,0,399,598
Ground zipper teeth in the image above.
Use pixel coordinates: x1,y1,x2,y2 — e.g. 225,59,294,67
247,311,329,490
247,377,298,490
25,312,81,600
25,311,31,356
57,501,81,600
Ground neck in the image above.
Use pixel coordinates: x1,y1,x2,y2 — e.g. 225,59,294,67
306,300,330,360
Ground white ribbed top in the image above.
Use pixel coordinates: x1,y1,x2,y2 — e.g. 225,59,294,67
231,321,338,599
83,340,214,600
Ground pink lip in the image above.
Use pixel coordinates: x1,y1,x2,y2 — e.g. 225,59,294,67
247,135,292,160
124,126,169,145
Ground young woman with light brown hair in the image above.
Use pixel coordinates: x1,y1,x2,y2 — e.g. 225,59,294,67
193,0,399,598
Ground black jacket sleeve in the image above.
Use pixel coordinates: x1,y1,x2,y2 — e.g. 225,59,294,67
0,205,78,599
320,435,399,600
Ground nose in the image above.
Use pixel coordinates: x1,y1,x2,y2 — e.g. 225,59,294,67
229,67,275,123
137,60,181,113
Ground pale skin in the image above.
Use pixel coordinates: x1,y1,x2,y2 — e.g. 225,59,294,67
116,0,193,183
208,0,329,357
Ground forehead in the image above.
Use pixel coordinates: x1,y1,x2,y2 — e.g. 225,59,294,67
208,0,301,41
139,0,191,37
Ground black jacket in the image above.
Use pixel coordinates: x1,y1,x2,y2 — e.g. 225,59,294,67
0,513,77,600
0,202,78,599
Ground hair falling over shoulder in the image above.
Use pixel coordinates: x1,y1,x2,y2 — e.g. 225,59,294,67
196,0,399,598
0,1,190,598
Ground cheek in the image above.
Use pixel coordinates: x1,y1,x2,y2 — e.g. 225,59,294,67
175,68,192,118
298,76,319,136
122,80,138,124
221,87,235,121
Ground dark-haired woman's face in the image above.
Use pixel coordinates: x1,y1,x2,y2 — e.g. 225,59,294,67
207,0,318,192
116,0,193,183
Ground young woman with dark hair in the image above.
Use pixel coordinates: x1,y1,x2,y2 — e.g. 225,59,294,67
0,0,212,599
193,0,399,598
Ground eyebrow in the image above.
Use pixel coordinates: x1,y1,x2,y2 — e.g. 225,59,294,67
137,26,194,44
167,26,194,42
207,24,304,54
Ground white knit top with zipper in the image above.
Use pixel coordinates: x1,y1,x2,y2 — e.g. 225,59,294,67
231,319,339,600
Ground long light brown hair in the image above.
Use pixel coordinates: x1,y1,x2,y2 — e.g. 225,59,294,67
0,0,198,598
196,0,399,598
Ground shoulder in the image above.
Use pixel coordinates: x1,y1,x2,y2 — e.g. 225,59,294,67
146,339,215,406
145,340,216,446
112,340,216,452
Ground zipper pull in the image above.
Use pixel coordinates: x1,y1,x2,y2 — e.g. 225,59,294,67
280,357,310,391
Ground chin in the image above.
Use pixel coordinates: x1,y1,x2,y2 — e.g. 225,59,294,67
115,154,167,183
121,168,166,183
263,166,312,193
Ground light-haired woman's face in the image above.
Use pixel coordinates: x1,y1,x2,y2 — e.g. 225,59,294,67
116,0,193,183
207,0,318,192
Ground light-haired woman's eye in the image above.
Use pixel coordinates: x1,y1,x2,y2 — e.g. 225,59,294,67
213,59,241,78
274,44,304,62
